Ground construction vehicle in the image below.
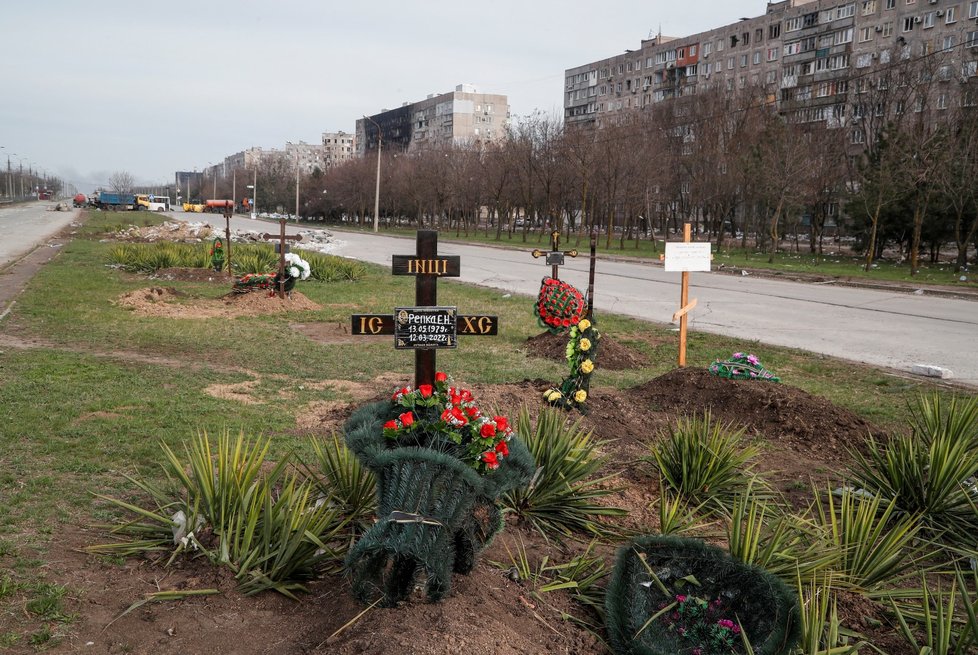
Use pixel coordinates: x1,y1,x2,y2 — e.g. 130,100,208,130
204,199,235,213
182,200,205,212
94,192,136,211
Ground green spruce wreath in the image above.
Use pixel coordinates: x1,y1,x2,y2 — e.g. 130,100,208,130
343,376,534,606
605,535,801,655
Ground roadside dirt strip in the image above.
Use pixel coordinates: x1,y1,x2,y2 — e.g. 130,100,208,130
0,220,81,321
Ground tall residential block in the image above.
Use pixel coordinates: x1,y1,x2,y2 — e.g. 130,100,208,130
356,84,510,157
564,0,978,128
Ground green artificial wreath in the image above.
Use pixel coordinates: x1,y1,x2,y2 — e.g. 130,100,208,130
605,535,801,655
709,352,780,382
544,316,599,414
343,373,535,606
209,237,225,272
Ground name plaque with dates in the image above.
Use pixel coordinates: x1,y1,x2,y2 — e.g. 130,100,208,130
394,306,458,349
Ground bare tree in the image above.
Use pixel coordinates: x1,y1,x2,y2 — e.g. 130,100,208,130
108,171,134,194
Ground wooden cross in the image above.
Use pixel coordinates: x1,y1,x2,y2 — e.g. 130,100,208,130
351,230,498,388
662,223,710,368
531,230,578,280
261,218,302,298
222,201,233,277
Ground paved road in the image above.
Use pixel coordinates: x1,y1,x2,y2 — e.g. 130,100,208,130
0,201,80,268
192,213,977,388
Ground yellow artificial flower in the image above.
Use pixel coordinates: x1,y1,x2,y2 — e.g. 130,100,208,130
578,319,591,331
579,338,591,352
574,390,588,403
580,359,594,374
545,389,562,402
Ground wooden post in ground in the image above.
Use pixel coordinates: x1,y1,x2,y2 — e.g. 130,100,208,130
678,223,691,367
223,201,233,277
261,218,302,298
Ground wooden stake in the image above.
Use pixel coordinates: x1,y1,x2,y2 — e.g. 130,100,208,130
678,223,691,368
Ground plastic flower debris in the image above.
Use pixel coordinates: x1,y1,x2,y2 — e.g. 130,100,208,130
708,352,780,382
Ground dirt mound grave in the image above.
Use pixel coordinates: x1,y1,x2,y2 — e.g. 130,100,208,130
524,330,650,370
626,367,884,460
115,287,322,319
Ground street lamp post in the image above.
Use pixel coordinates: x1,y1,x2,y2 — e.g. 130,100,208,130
363,115,382,233
295,149,300,221
247,171,257,219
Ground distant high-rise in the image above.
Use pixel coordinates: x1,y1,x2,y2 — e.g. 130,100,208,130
357,84,510,157
322,131,357,168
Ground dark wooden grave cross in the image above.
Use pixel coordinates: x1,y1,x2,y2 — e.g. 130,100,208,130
351,230,498,388
261,218,302,299
531,230,578,280
222,201,233,277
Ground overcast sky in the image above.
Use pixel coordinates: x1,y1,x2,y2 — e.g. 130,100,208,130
1,0,764,192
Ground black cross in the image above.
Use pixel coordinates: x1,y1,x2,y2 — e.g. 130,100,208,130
351,230,497,387
261,218,302,298
531,230,578,280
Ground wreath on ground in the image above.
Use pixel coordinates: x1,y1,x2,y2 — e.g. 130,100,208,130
231,252,312,295
708,352,780,382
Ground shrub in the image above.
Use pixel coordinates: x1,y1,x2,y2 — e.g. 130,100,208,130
501,406,625,539
302,434,377,538
89,430,349,598
650,412,763,515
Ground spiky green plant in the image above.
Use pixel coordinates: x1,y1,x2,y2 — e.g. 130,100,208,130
303,434,377,536
816,487,921,591
849,429,978,551
650,411,763,515
501,407,625,539
656,481,706,536
231,248,280,275
887,567,978,655
298,249,368,282
727,486,839,585
89,430,349,597
793,578,869,654
909,393,978,449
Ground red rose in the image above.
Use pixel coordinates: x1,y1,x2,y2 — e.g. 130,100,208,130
451,407,467,424
418,384,433,398
494,416,509,432
383,420,397,430
480,423,496,439
435,371,447,383
482,451,499,467
562,318,571,327
399,411,414,427
441,408,453,422
571,316,580,325
495,441,509,457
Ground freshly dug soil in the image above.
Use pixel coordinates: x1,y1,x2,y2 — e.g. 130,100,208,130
524,330,651,370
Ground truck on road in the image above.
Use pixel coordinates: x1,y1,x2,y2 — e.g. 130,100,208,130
94,192,136,211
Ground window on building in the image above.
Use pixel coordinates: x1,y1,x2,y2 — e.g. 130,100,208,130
837,28,854,43
969,0,977,17
769,23,781,39
740,53,748,67
857,52,874,67
743,32,751,46
803,12,819,27
728,56,735,69
907,0,916,4
838,3,856,18
945,6,956,23
717,38,724,51
785,40,800,55
883,21,894,36
767,46,780,60
885,0,896,8
822,9,835,23
923,11,936,28
969,30,978,46
703,42,712,56
903,16,915,31
753,51,762,64
860,26,873,41
786,16,803,31
863,0,878,14
766,69,778,83
964,60,978,77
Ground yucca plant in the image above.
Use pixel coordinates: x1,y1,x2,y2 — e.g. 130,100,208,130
727,485,839,585
231,247,280,275
302,434,377,537
650,411,763,515
793,578,870,654
89,430,349,598
849,429,978,551
501,406,625,539
298,249,368,282
887,567,978,655
909,393,978,449
816,487,921,591
656,481,706,536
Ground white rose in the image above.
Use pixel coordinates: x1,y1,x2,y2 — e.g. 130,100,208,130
289,266,300,278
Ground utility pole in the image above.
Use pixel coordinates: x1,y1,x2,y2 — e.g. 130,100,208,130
295,148,300,220
363,115,382,233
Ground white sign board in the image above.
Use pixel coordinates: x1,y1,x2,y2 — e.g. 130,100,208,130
664,242,712,272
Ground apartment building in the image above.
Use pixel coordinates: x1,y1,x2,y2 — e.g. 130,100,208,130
564,0,978,128
322,131,356,168
356,84,510,157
